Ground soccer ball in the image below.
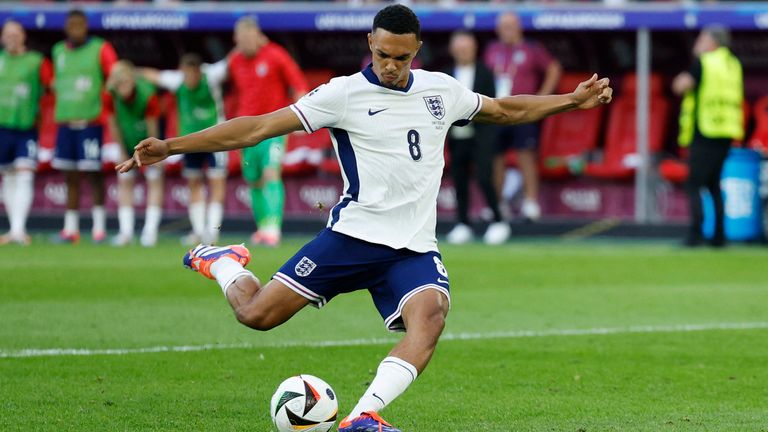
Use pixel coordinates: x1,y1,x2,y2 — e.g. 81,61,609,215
270,375,338,432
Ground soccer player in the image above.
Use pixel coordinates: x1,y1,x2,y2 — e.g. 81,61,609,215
117,5,612,431
0,20,52,245
227,17,309,246
51,9,118,243
105,61,163,247
142,54,228,245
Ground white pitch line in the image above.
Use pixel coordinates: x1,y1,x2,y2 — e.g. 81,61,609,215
2,322,767,359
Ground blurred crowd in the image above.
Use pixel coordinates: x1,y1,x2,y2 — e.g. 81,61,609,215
1,11,307,247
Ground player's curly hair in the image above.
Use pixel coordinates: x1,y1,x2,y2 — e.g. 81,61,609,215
372,5,421,41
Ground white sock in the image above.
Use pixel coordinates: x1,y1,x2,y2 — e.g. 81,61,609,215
142,205,162,237
206,202,224,242
2,172,17,232
11,171,34,236
348,356,418,418
209,257,255,295
188,201,206,238
92,206,106,234
118,206,135,237
64,209,79,233
502,168,523,201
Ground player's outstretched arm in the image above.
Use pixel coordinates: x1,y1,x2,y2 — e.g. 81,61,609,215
116,107,303,173
474,73,612,125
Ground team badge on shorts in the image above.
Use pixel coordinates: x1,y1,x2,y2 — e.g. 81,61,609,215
295,256,317,277
423,95,445,120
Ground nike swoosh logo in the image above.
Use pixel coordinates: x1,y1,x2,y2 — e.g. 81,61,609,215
368,108,388,116
437,278,449,284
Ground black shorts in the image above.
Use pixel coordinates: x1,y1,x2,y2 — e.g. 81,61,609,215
496,122,540,153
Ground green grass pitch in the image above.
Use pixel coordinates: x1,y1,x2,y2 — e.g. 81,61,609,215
1,236,767,431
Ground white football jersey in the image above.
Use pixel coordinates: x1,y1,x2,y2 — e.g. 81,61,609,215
290,65,482,252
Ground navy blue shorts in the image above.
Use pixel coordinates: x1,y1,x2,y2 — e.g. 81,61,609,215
52,125,103,171
0,128,37,171
183,152,228,179
497,122,540,152
274,228,451,332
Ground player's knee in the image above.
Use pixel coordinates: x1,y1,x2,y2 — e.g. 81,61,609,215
413,307,446,337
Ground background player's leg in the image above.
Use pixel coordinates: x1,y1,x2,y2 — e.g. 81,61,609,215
13,169,34,244
1,169,17,243
5,129,37,244
86,126,107,243
348,289,449,418
187,176,206,244
141,166,164,247
203,152,227,244
114,171,135,245
52,127,80,242
258,167,285,245
244,137,284,246
64,170,81,238
205,175,226,245
89,171,106,242
241,145,265,244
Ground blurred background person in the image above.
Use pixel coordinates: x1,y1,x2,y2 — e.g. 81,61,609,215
142,53,228,245
106,60,163,247
444,31,509,245
51,9,118,243
226,16,308,247
484,11,561,222
672,26,743,248
0,20,52,246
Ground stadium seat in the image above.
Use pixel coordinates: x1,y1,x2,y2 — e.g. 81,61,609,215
584,73,670,180
538,73,606,179
748,95,768,155
658,158,689,184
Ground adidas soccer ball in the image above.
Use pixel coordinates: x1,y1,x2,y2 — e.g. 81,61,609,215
270,375,338,432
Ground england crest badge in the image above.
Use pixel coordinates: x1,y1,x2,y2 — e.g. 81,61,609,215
423,95,445,120
294,256,317,277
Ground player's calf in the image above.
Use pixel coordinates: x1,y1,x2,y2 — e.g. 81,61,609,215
183,244,283,331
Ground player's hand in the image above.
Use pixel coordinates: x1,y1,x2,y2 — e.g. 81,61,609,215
571,73,613,110
115,137,170,173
